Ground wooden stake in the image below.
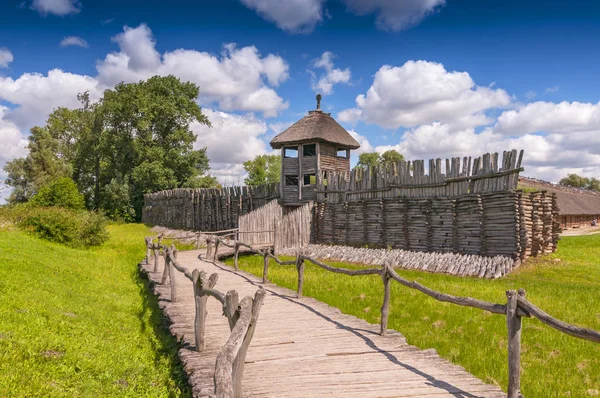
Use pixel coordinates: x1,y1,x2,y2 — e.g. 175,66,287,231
380,263,391,336
262,250,269,283
296,255,305,298
506,289,524,398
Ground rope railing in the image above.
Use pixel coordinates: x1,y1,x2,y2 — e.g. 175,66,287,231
204,233,600,398
144,236,265,398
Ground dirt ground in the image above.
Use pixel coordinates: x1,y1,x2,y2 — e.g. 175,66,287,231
561,225,600,236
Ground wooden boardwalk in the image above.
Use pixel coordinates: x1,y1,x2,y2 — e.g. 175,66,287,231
141,249,506,398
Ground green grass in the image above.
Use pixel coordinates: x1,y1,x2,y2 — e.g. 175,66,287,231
0,223,191,397
225,236,600,397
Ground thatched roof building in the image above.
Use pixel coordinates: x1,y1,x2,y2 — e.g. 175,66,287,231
271,95,360,206
270,105,360,150
519,177,600,228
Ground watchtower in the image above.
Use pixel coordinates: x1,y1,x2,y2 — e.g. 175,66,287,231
270,94,360,206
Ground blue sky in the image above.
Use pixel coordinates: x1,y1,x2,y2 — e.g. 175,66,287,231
2,0,600,196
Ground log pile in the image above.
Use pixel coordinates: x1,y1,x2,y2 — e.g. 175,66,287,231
279,244,518,279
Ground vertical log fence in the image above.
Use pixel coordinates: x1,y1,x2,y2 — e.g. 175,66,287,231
205,234,600,398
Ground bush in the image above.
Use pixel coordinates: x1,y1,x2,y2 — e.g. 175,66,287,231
29,177,85,210
16,206,108,247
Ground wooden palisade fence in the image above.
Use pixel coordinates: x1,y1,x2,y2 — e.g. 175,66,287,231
145,236,266,398
317,149,524,202
204,233,600,398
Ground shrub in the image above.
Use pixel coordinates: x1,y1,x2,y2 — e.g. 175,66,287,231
29,177,85,210
17,207,108,247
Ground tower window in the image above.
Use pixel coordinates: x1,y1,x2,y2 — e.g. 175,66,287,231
285,175,298,186
303,144,316,157
284,147,298,158
337,148,348,158
303,174,316,185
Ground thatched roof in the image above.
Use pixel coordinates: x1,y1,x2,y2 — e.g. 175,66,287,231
270,110,360,150
519,177,600,215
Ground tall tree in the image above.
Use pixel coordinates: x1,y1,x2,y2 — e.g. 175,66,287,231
4,126,72,203
243,154,281,186
4,75,220,220
357,152,381,168
381,149,404,164
560,174,591,189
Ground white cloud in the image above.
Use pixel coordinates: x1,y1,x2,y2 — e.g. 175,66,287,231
372,121,600,183
525,90,537,100
0,48,13,68
348,129,373,154
30,0,81,16
342,0,445,31
191,109,270,184
337,107,361,124
96,24,289,117
240,0,325,33
0,106,28,167
310,51,351,95
545,85,559,93
494,101,600,136
0,105,28,202
342,60,511,130
60,36,89,48
0,69,102,130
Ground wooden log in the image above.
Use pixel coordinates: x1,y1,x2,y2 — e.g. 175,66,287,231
506,289,523,398
301,254,381,276
214,297,253,398
296,255,305,298
192,270,219,352
225,290,240,331
380,264,391,336
262,250,269,283
153,247,159,273
214,239,221,262
233,242,240,270
169,252,177,303
161,247,170,284
517,294,600,343
232,288,267,398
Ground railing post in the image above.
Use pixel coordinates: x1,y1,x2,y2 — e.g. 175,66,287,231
506,289,524,398
233,242,240,271
296,254,305,298
170,249,177,303
145,237,152,264
206,238,212,258
232,288,267,398
214,239,220,262
380,263,391,336
192,270,219,351
153,245,159,273
262,249,269,283
161,248,170,284
225,290,240,330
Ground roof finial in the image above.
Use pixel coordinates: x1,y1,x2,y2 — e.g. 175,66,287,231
316,93,322,110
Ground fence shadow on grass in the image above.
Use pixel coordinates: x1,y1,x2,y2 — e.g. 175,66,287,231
136,266,193,398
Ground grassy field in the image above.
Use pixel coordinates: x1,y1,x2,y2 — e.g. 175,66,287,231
225,235,600,397
0,223,191,397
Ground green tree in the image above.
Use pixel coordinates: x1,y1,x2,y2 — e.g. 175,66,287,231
29,177,85,210
560,174,591,189
357,152,381,168
4,127,72,203
381,149,404,164
4,75,219,220
588,177,600,192
243,154,281,186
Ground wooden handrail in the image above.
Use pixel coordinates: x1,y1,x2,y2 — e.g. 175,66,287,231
203,233,600,398
143,236,266,398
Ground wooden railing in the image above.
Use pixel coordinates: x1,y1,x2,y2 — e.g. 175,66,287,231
204,234,600,398
144,236,265,398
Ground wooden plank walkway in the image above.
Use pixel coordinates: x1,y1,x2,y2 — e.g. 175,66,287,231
141,249,506,398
